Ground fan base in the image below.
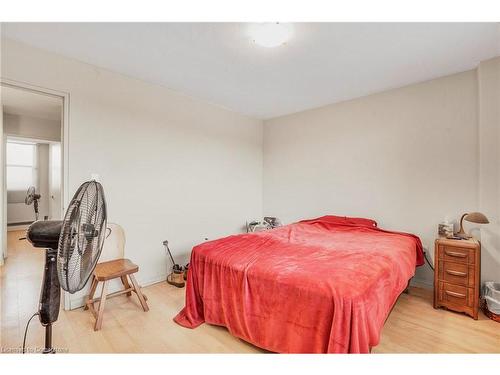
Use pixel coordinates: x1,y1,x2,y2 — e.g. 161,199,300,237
42,324,55,354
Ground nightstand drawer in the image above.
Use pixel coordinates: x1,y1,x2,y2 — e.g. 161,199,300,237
438,261,475,287
438,245,474,264
438,282,474,308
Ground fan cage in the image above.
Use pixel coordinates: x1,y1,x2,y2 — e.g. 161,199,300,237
25,186,36,205
57,181,107,293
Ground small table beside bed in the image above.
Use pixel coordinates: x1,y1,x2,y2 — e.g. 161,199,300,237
174,215,424,353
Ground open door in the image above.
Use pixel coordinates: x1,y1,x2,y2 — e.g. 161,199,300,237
49,142,62,220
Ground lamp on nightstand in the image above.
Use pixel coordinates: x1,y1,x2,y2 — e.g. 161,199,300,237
456,212,489,239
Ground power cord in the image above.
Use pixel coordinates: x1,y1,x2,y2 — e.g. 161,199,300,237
423,250,434,271
22,312,39,354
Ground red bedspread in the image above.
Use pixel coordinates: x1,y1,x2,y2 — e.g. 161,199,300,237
174,216,423,353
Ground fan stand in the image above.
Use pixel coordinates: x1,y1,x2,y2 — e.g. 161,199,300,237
33,197,40,221
25,180,107,354
39,247,61,354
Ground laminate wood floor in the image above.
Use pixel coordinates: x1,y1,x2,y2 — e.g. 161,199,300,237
1,230,499,353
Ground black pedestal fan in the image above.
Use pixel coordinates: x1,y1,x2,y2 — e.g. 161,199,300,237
26,180,107,353
25,186,41,221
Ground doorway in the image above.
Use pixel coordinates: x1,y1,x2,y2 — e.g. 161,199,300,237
6,137,62,227
1,83,65,347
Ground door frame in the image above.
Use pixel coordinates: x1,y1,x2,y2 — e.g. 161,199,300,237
1,78,70,308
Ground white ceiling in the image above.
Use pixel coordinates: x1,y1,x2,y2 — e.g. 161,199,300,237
1,85,62,121
2,23,499,119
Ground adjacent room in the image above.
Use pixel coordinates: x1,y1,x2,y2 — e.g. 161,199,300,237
1,85,63,354
0,22,499,355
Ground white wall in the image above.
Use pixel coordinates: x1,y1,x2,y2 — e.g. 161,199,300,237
478,57,500,285
3,112,60,141
264,71,480,287
0,105,4,265
1,38,263,307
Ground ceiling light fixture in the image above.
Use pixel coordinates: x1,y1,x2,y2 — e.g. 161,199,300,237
249,23,293,48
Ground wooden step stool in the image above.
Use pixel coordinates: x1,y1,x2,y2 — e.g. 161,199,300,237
85,258,149,331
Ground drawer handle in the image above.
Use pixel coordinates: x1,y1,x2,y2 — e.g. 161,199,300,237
444,250,467,258
445,290,466,298
446,269,467,277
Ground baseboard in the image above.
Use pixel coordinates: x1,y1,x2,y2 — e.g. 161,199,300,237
410,277,433,290
7,224,30,231
67,273,168,310
140,274,168,288
8,220,32,225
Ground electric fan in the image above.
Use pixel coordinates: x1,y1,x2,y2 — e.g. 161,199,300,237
25,186,41,221
26,180,107,353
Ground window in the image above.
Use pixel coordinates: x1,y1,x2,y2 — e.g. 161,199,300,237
6,141,38,192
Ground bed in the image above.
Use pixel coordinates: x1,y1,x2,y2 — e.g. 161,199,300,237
174,215,424,353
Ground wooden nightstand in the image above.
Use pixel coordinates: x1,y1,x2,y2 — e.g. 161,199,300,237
434,237,480,319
